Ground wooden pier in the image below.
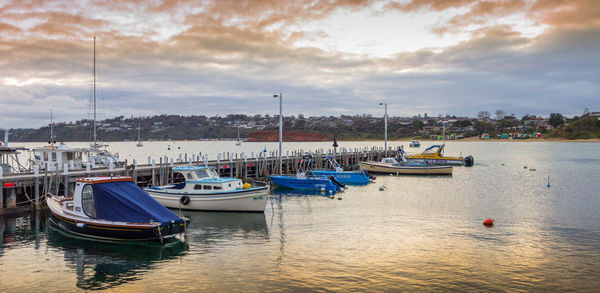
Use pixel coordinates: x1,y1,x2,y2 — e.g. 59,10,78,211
0,146,391,215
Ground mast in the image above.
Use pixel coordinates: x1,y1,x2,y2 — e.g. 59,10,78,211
93,35,97,149
50,108,54,145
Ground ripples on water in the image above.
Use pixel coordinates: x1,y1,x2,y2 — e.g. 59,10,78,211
1,141,600,291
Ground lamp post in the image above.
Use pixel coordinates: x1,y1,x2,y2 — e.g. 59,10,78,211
273,93,283,174
379,102,387,155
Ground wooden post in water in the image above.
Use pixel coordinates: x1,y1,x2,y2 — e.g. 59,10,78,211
159,157,163,186
34,165,40,210
8,187,16,208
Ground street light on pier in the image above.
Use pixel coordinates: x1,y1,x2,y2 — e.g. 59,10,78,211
379,102,388,155
273,93,283,174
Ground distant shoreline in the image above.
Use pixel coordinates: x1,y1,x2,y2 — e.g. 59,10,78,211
9,138,599,144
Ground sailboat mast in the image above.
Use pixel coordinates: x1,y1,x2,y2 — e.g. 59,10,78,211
93,35,97,149
50,108,54,145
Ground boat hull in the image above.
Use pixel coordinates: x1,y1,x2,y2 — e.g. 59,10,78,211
269,175,339,192
358,161,453,175
145,187,269,212
310,170,371,185
405,158,464,166
47,198,183,242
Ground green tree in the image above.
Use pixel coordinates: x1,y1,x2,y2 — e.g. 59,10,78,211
549,113,564,128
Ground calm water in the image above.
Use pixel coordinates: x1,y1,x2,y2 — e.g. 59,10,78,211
2,141,600,292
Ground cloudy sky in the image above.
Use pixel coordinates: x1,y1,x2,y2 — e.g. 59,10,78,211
0,0,598,128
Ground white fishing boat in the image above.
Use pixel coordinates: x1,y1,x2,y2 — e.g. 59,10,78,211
145,166,269,212
409,140,421,148
359,157,453,175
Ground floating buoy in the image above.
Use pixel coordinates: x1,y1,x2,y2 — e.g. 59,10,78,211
178,146,181,149
529,168,536,171
379,186,385,191
547,176,550,188
320,188,325,193
501,163,505,166
524,166,527,169
337,197,342,200
328,190,333,194
243,183,251,189
483,218,495,226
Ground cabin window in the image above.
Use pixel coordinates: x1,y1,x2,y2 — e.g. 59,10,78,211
203,185,212,190
194,185,202,190
213,186,222,190
51,152,57,162
186,173,193,180
67,152,73,160
195,170,210,179
81,184,96,217
34,152,41,160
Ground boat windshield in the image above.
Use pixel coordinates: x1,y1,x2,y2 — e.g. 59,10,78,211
423,147,440,154
195,170,210,179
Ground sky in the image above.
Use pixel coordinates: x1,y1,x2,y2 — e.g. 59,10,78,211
0,0,598,128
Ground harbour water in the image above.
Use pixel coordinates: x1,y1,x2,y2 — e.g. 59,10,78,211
1,141,600,291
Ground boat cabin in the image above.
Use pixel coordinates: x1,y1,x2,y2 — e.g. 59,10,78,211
170,166,243,192
418,145,446,157
60,177,134,219
380,157,399,165
32,144,89,171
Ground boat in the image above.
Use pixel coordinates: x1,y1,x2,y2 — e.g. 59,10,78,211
310,155,372,185
358,157,453,175
145,165,269,212
269,155,344,193
47,176,189,243
404,144,474,166
409,140,421,148
136,122,143,147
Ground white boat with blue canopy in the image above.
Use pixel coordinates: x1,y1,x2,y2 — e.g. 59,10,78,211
145,165,269,212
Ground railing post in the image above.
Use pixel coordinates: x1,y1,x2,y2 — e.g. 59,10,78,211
133,159,138,183
151,159,156,186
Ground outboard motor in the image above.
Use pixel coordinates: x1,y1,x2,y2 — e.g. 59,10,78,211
464,155,474,167
328,175,346,189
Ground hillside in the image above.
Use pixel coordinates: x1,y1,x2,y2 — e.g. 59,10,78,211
547,115,600,139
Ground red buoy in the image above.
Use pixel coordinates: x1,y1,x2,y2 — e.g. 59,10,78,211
483,218,495,226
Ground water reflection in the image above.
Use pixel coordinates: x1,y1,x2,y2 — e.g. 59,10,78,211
178,210,269,244
46,224,188,291
1,212,44,255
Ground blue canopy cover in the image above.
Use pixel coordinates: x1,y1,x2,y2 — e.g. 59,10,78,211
92,181,181,224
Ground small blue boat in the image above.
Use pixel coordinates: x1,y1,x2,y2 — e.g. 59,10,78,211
269,155,342,194
310,155,372,185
